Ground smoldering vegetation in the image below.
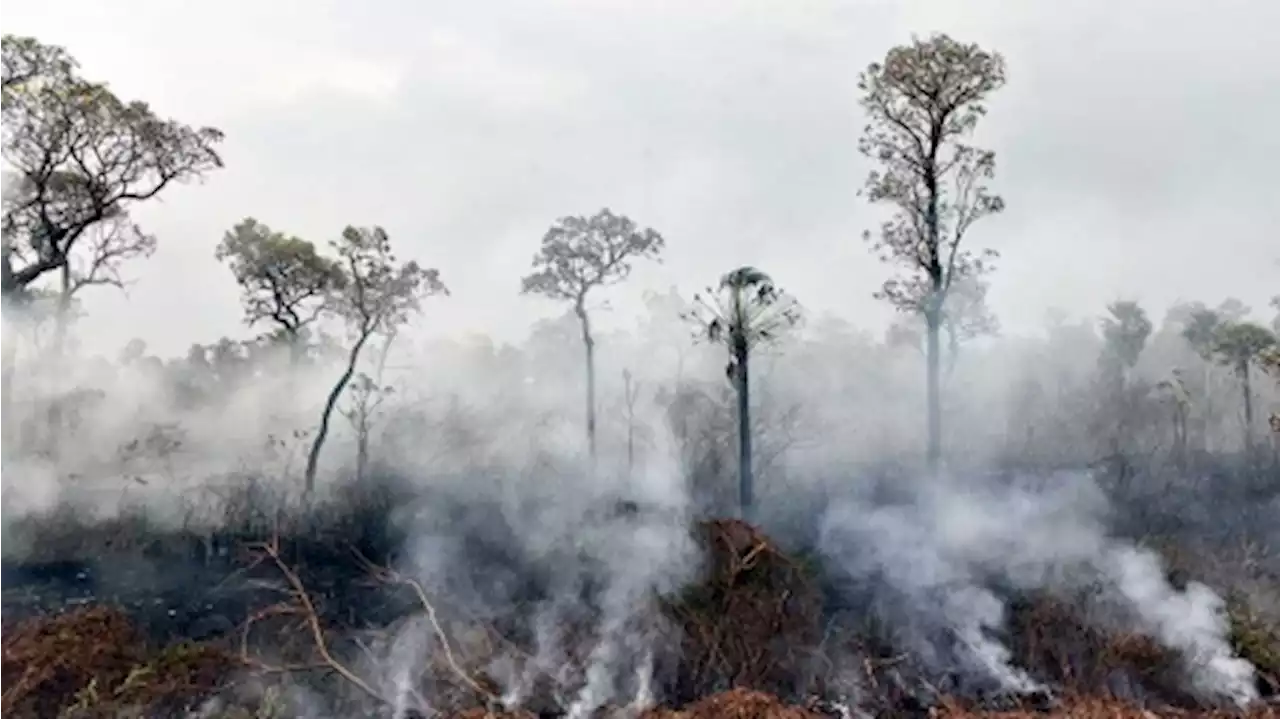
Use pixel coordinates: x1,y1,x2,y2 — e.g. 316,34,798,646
3,294,1279,719
4,26,1280,719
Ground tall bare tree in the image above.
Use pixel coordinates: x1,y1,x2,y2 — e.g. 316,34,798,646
520,208,664,462
857,34,1007,470
688,266,800,519
303,226,446,495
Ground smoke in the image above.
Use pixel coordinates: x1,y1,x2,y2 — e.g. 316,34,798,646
2,295,1276,715
818,470,1258,705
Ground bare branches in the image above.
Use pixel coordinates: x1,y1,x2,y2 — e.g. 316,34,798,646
241,537,391,707
350,548,499,705
66,212,156,294
237,536,499,717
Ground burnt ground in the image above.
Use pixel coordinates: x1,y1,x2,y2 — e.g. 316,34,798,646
3,460,1279,718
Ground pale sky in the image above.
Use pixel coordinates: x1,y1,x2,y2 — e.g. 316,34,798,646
5,0,1278,357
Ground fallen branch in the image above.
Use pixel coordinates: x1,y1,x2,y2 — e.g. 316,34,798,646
350,545,500,706
243,536,395,710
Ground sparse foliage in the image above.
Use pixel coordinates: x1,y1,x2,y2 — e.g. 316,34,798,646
885,276,999,376
687,266,801,518
341,333,397,485
858,33,1007,469
520,207,664,461
303,226,446,494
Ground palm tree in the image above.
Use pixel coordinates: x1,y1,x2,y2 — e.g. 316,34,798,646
688,267,800,519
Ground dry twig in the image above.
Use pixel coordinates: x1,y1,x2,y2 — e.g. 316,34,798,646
350,545,499,705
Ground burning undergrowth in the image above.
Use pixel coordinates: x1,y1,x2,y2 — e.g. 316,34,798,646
661,518,824,704
3,466,1278,718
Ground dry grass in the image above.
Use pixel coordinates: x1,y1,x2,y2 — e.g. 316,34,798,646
935,695,1278,718
4,519,1278,718
0,605,241,718
661,519,824,705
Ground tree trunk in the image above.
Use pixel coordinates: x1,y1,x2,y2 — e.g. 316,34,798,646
1175,406,1187,470
355,422,369,485
353,333,395,485
735,341,753,520
304,331,372,496
1,237,23,440
1201,361,1214,452
925,308,943,471
288,329,305,367
1240,359,1254,453
52,262,73,359
575,301,597,463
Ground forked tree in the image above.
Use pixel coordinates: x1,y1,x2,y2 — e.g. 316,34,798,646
687,266,800,519
520,208,664,462
303,226,446,495
857,34,1006,471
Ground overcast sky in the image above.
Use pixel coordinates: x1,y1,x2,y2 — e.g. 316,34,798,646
6,0,1279,357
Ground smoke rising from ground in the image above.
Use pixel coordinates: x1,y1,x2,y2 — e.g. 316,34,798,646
819,472,1257,705
2,296,1277,714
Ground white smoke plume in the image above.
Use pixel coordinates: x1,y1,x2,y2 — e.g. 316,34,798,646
819,470,1258,706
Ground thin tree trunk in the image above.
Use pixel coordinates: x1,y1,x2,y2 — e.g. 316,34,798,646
304,331,372,496
735,341,753,520
1198,360,1208,450
924,127,943,473
354,332,396,484
1241,360,1254,453
925,309,943,471
355,424,369,484
575,301,597,463
1,238,21,441
52,262,73,359
624,370,636,478
1174,405,1187,470
288,329,305,366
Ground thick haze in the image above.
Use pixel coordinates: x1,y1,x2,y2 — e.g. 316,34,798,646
5,0,1278,356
